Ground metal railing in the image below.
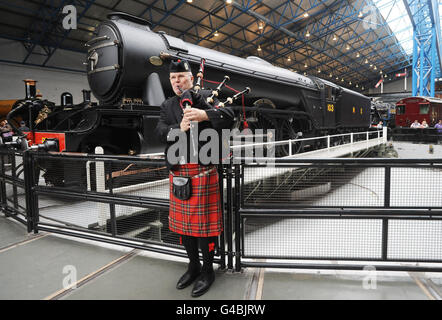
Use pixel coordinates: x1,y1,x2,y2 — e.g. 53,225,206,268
0,149,31,231
0,148,226,268
229,157,442,272
392,127,442,143
230,128,386,158
3,139,442,273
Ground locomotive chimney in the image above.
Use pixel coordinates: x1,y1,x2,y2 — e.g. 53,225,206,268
61,92,74,106
82,89,91,103
23,79,37,99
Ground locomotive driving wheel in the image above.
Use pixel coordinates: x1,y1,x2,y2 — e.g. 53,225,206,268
276,117,302,157
231,107,277,159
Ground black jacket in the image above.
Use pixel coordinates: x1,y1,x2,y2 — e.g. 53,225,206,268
155,90,235,170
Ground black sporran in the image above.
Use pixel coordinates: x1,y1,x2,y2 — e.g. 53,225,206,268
172,176,192,200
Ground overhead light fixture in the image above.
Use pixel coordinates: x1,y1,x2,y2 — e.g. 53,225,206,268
258,22,264,30
318,69,321,73
356,84,359,87
187,0,193,3
214,30,219,37
358,12,363,18
304,12,309,18
287,56,291,62
380,70,383,74
306,31,310,37
356,53,360,58
226,0,233,4
374,66,377,70
304,63,308,68
365,59,368,64
362,86,364,90
330,73,332,77
349,81,352,85
341,78,344,82
304,72,307,75
333,35,337,41
346,45,350,50
370,64,373,67
257,45,262,51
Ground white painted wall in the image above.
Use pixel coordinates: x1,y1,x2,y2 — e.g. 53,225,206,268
0,39,96,104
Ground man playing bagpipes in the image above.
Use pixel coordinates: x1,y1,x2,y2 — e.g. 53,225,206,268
155,59,234,297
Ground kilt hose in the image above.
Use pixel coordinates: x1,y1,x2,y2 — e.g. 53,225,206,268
169,163,223,237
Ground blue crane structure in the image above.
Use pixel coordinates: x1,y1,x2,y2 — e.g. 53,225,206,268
403,0,442,97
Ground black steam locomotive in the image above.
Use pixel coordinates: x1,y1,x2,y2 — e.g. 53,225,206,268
4,12,372,164
85,12,371,154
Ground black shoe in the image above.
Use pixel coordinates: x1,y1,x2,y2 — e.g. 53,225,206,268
191,271,215,297
176,266,201,290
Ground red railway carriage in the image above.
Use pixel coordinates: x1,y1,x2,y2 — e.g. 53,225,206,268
395,97,442,127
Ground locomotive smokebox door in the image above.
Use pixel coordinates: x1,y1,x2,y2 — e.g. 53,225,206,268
86,23,120,99
86,12,168,104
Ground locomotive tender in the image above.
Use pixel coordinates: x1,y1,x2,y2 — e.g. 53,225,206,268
5,12,372,159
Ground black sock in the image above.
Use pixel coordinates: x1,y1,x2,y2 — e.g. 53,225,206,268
181,235,201,271
199,236,218,273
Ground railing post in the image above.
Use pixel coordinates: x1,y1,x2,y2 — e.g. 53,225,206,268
0,151,7,216
226,164,233,270
366,131,369,149
234,163,242,272
350,133,354,157
95,147,107,228
108,161,117,237
23,150,36,233
384,166,391,209
327,135,330,150
288,139,292,156
218,164,226,270
382,166,391,260
11,153,18,211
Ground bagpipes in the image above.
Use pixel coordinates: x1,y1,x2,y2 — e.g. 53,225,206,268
178,58,251,110
176,57,252,159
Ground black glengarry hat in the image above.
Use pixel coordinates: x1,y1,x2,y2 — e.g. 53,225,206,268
169,59,191,73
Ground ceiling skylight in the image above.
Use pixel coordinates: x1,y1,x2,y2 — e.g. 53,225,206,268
373,0,413,54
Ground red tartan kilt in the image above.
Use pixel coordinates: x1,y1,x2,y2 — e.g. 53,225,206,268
169,164,223,237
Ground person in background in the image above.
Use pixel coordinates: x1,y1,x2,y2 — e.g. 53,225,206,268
435,120,442,134
420,120,429,128
410,120,421,128
0,120,13,142
376,121,383,129
19,121,30,131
